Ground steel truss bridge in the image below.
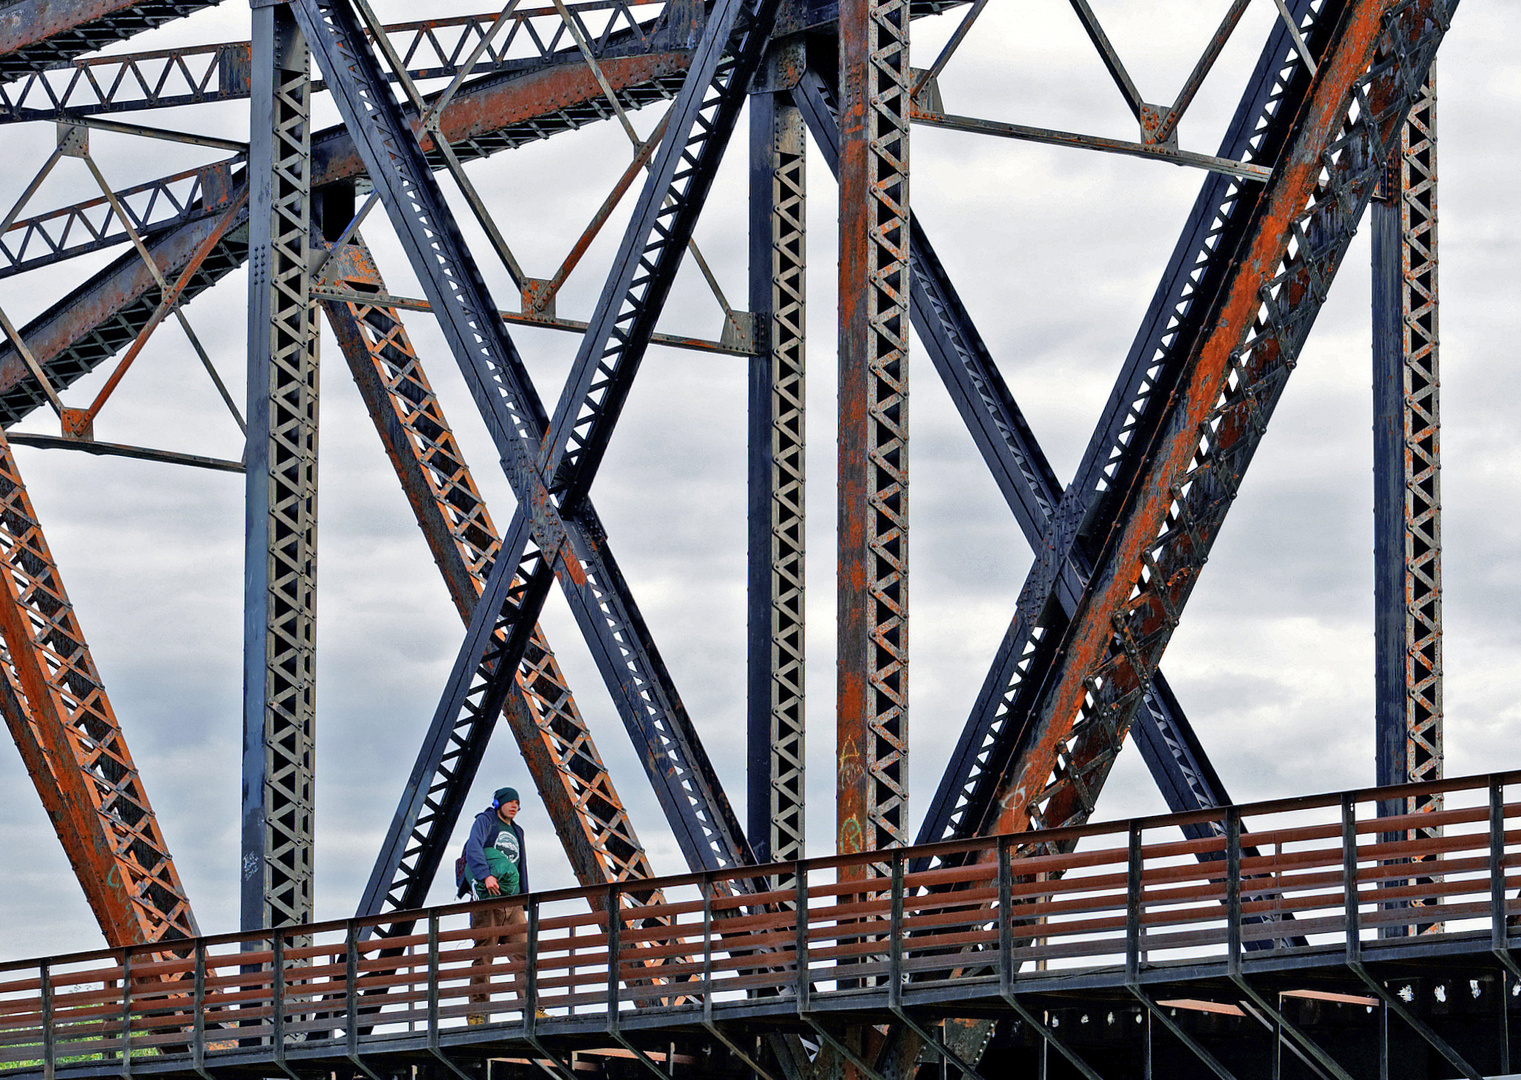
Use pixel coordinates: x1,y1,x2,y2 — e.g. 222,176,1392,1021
0,0,1496,1071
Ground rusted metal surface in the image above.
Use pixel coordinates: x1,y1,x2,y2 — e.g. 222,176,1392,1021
0,0,218,79
0,428,197,947
1,771,1516,1079
992,0,1453,842
836,0,909,866
0,1,673,119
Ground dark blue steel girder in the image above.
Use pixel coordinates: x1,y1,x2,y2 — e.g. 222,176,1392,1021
285,0,783,914
787,62,1237,853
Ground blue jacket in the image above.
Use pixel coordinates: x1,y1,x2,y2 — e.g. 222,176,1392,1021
460,806,529,896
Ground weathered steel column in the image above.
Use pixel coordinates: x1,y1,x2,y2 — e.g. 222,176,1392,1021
748,43,807,872
242,0,318,933
1372,72,1441,806
837,0,909,865
1372,72,1440,933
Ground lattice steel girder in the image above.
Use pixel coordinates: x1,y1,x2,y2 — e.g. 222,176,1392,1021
992,0,1454,841
0,46,692,281
0,1,680,120
285,0,770,876
0,428,198,946
0,0,220,80
1372,73,1441,804
318,238,663,916
0,158,241,281
836,0,910,862
242,1,318,933
790,65,1236,860
746,44,807,870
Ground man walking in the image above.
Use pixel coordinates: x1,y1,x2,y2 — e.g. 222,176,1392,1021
460,786,529,1023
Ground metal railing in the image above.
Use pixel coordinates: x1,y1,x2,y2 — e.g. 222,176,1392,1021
2,771,1517,1076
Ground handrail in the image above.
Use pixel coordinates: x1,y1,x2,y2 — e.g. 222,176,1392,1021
1,770,1517,1076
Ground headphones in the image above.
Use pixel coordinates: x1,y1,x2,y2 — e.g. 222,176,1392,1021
491,798,500,809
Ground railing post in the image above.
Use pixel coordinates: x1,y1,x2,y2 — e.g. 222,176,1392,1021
272,934,285,1049
1227,807,1242,975
427,911,440,1044
40,961,53,1080
345,923,359,1059
700,876,714,1019
525,897,541,1026
120,948,132,1075
1343,793,1361,961
193,941,207,1074
603,884,619,1028
998,839,1014,1001
1492,777,1507,953
889,852,904,1008
795,865,809,1011
1126,822,1142,984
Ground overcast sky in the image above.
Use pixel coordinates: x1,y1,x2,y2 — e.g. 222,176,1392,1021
0,0,1517,963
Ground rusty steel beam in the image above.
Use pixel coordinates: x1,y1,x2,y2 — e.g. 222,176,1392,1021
836,0,910,868
1372,70,1441,934
991,0,1453,844
318,237,665,917
0,0,219,80
0,1,678,120
0,427,197,946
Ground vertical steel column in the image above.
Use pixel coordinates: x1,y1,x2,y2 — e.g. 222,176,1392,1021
242,0,318,933
748,43,807,871
1372,71,1440,933
1372,72,1441,806
836,0,909,863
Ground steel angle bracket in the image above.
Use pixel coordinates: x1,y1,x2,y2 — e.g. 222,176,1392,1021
1126,984,1240,1080
994,995,1102,1080
797,1020,887,1080
1347,961,1483,1080
1228,974,1354,1080
884,1006,986,1080
699,1021,784,1080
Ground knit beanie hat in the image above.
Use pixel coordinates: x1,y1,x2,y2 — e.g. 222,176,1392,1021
493,786,520,805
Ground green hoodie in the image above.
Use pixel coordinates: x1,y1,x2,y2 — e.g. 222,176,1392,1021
466,846,520,898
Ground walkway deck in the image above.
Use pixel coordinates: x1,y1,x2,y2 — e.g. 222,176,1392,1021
4,772,1520,1079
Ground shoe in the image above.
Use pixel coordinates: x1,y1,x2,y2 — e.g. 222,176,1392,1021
534,1009,549,1019
467,1015,486,1026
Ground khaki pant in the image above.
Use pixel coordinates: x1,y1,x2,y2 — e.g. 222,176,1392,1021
469,901,527,1013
